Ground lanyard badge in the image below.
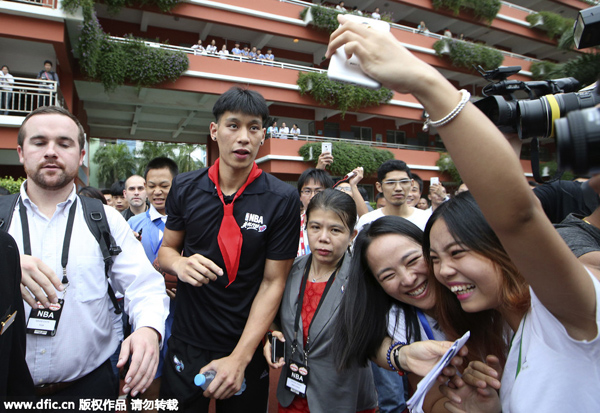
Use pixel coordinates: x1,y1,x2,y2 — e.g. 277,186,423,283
26,298,65,337
284,359,310,397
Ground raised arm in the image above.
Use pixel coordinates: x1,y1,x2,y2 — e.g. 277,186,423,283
326,15,597,340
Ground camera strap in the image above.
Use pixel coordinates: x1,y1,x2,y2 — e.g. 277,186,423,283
530,137,563,184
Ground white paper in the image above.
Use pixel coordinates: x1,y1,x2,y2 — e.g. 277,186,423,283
407,331,471,413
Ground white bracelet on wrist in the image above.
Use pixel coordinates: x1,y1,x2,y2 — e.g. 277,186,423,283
422,89,471,132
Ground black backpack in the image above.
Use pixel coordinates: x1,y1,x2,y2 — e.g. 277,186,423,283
0,194,123,314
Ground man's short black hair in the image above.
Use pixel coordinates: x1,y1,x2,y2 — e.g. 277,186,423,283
110,180,125,197
101,188,111,195
297,168,334,195
377,159,411,183
144,157,179,180
43,60,52,66
358,186,369,201
411,173,423,193
212,87,269,126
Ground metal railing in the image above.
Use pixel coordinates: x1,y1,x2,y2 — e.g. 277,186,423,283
269,133,444,152
108,36,326,73
0,76,62,116
4,0,57,9
281,0,540,64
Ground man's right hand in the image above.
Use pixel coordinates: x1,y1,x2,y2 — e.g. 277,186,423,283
20,254,63,308
316,151,333,170
173,254,224,286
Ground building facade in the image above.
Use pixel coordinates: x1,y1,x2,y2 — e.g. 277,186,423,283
0,0,594,190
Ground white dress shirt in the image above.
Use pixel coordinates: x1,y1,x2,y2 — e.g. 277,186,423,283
9,183,169,385
0,72,14,91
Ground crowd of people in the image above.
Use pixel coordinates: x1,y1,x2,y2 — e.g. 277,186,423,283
1,12,599,413
191,40,276,65
266,121,302,139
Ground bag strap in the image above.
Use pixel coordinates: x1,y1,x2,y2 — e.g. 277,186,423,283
79,195,123,314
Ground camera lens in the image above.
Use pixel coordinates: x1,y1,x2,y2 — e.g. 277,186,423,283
517,90,600,140
556,107,600,175
473,96,518,133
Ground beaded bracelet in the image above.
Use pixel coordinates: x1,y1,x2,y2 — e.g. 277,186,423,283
422,89,471,132
386,341,407,376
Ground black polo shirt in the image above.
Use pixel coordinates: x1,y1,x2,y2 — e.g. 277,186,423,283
166,167,301,352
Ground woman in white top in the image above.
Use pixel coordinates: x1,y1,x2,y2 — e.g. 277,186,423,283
206,39,217,54
191,40,205,55
290,124,301,139
218,44,229,59
325,14,600,413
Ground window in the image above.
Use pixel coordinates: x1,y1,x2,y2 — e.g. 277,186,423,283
350,126,372,141
386,130,406,145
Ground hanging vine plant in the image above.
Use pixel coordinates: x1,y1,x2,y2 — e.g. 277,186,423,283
526,12,574,41
432,0,501,24
433,38,503,71
530,54,600,87
299,142,394,176
436,153,461,183
297,72,393,118
300,5,393,34
62,0,188,92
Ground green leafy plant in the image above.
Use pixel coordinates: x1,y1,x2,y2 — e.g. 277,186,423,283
300,5,392,34
531,54,600,87
299,142,394,176
433,39,503,70
0,176,26,194
93,143,137,187
526,12,574,41
64,1,188,92
432,0,501,24
297,72,393,118
436,153,461,183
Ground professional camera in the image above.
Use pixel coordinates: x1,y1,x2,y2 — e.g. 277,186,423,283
473,66,599,139
555,94,600,175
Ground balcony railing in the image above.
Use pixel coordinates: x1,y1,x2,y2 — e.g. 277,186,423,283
4,0,57,9
108,36,327,73
269,133,444,152
280,0,541,64
0,76,63,116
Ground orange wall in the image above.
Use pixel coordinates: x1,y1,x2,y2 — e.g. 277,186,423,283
0,128,18,150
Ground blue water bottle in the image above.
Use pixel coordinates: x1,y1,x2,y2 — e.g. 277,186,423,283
194,370,246,395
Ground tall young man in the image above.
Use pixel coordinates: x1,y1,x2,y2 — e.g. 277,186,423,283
10,106,168,403
158,88,300,412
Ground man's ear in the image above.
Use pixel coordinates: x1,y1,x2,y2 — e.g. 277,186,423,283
375,182,383,193
210,122,218,140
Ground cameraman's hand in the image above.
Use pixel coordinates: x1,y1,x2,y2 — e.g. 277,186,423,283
317,151,333,170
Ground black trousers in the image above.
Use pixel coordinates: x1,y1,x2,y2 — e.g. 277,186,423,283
160,337,269,413
36,358,119,413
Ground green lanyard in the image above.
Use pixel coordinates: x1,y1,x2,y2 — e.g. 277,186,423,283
510,313,527,379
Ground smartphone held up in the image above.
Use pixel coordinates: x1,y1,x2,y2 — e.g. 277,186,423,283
327,15,390,89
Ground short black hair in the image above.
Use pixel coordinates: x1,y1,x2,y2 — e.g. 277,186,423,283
297,168,334,195
1,65,8,71
43,60,53,66
101,188,111,195
358,186,369,201
375,192,385,201
212,87,269,126
144,157,179,180
110,180,125,197
377,159,411,183
411,173,423,193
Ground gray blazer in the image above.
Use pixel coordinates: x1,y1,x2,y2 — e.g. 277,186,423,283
276,253,377,412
